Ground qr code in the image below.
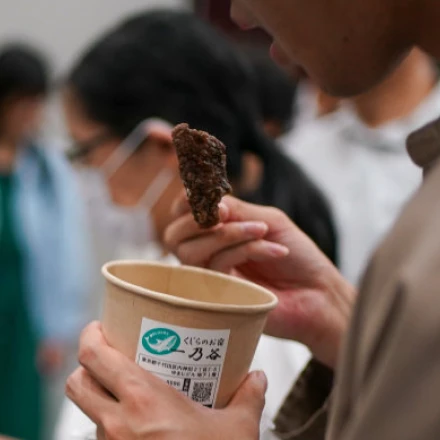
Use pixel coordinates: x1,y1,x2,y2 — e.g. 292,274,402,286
191,381,214,404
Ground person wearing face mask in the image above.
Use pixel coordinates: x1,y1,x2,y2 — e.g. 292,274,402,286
56,10,340,440
71,118,180,265
245,49,298,141
58,117,183,440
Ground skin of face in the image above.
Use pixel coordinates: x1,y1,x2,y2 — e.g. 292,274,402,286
0,95,45,141
62,89,181,215
231,0,417,97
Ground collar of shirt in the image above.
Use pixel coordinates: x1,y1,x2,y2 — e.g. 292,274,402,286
338,81,440,155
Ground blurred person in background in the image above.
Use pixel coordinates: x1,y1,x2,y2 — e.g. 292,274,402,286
56,10,338,439
0,44,89,440
240,49,298,219
283,48,437,286
246,49,298,140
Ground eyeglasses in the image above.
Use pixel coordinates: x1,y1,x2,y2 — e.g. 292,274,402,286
66,132,113,163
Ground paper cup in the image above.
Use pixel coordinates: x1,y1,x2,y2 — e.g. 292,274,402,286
101,260,278,408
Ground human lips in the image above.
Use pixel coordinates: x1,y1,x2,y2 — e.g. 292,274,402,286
270,42,291,66
234,16,258,31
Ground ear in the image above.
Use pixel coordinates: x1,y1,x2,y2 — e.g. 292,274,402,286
147,129,178,169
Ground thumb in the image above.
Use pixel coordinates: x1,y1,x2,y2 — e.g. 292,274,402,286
222,196,289,232
227,371,267,420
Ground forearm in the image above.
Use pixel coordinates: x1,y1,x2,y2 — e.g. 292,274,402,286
296,265,357,371
317,268,356,370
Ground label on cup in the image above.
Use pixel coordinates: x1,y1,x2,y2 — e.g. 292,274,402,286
136,317,230,408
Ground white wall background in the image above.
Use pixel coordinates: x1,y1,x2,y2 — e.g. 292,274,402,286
0,0,192,138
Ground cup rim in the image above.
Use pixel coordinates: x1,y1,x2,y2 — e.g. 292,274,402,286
102,260,278,314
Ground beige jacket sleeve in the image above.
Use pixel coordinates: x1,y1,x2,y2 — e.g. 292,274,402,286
273,275,440,440
327,278,440,440
273,359,333,440
272,118,440,440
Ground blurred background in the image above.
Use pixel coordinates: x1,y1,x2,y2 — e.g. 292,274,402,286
0,1,435,439
0,0,272,141
0,0,192,141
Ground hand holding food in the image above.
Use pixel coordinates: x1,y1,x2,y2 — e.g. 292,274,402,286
166,194,355,369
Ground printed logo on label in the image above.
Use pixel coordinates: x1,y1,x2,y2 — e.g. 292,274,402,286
142,328,181,355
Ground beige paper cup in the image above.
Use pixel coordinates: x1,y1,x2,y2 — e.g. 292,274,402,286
101,260,278,408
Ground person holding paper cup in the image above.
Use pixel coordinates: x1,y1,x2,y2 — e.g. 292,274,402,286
66,0,440,439
66,195,350,440
58,10,339,440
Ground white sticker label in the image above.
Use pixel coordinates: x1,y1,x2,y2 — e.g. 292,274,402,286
136,318,230,407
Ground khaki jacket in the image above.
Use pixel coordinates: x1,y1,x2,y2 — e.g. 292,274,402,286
274,117,440,440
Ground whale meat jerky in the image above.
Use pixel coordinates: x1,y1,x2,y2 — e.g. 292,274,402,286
172,123,232,228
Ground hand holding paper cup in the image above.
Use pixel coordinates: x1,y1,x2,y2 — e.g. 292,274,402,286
101,261,278,408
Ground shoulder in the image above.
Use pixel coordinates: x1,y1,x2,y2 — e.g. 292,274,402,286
357,161,440,334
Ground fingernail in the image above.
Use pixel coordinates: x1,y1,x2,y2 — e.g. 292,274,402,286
265,242,289,257
241,222,268,236
253,370,268,392
218,202,229,221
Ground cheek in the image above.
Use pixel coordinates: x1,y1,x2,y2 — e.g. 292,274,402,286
27,108,44,129
240,0,398,96
3,109,30,133
85,147,113,168
307,22,409,96
11,106,43,133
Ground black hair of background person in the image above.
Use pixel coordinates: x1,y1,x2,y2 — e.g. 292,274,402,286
244,48,298,134
67,10,338,265
0,44,49,105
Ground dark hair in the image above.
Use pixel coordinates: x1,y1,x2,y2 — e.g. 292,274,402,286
0,44,49,104
245,48,297,134
68,10,338,263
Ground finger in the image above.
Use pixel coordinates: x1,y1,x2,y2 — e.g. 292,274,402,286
170,190,190,218
78,322,143,400
226,371,267,420
66,367,117,425
175,222,269,267
172,194,287,227
208,240,289,273
164,203,229,251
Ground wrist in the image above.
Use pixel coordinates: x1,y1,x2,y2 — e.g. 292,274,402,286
311,267,357,369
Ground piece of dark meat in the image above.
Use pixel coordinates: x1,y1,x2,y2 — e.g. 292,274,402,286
172,123,232,228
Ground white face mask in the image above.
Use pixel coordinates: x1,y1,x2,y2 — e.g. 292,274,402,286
79,118,174,260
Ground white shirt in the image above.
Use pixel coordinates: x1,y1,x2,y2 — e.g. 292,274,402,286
281,85,440,285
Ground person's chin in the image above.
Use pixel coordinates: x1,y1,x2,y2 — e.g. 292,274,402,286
270,42,291,66
269,43,302,78
317,74,373,98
